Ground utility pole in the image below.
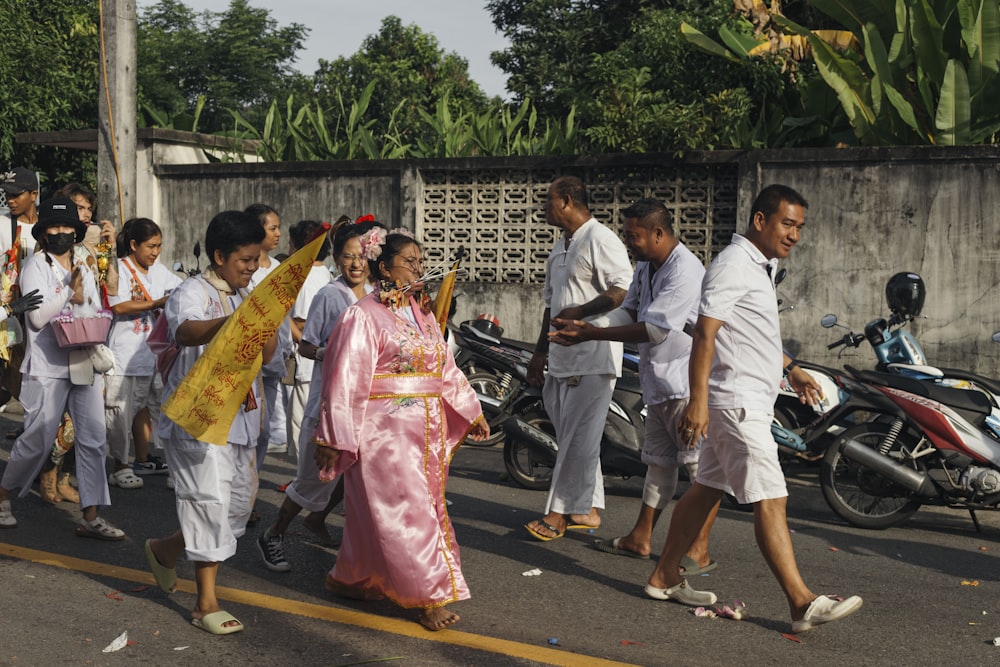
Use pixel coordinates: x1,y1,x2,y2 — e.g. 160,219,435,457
97,0,137,228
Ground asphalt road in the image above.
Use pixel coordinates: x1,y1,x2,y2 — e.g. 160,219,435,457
1,404,999,667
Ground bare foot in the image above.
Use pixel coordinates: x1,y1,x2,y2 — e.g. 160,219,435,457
419,606,460,631
149,538,176,569
303,513,339,547
607,534,650,557
324,576,384,601
567,510,601,529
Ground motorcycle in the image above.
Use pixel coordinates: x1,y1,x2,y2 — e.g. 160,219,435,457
820,338,1000,530
821,271,1000,408
449,316,544,448
172,241,202,277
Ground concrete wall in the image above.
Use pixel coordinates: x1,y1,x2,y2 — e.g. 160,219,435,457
148,146,1000,376
153,161,406,271
740,146,1000,375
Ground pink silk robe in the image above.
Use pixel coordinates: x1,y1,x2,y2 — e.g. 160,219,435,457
313,292,483,609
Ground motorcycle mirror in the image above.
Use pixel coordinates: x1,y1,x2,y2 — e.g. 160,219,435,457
820,314,838,328
774,268,787,286
193,241,201,259
992,331,1000,344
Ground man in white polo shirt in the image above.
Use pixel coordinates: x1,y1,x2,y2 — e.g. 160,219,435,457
644,184,863,634
549,197,718,573
524,176,633,542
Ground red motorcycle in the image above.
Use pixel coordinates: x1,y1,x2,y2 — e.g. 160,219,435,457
821,349,1000,530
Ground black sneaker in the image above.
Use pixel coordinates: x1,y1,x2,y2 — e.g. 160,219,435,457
257,532,291,572
133,455,169,476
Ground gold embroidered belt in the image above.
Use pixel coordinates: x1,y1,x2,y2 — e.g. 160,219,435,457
369,373,444,400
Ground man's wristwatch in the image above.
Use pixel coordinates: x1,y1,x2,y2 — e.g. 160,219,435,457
784,359,800,374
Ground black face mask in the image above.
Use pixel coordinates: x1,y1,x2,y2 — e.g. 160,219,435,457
45,232,75,256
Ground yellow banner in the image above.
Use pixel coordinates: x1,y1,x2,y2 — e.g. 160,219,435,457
431,258,459,335
162,230,327,445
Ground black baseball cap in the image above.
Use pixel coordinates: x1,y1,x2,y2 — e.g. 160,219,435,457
1,167,39,196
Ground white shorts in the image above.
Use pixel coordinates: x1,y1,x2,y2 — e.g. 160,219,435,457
696,408,786,504
105,374,163,461
163,439,258,562
642,398,699,469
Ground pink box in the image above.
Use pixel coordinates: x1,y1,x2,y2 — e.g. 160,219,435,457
51,312,112,348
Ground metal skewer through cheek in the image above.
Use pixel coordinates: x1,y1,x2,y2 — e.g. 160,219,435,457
398,265,461,293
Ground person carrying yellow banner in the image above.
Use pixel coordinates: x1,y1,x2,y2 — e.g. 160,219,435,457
145,210,327,635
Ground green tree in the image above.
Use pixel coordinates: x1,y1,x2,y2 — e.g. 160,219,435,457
0,0,100,185
312,16,492,149
684,0,1000,146
138,0,309,131
488,0,808,152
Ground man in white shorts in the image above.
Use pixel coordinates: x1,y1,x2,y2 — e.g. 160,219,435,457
549,198,718,572
645,184,863,634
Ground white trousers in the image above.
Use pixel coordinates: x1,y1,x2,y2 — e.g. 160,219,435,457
284,414,341,512
1,374,110,508
285,379,310,461
542,373,614,515
256,373,285,471
163,439,258,562
104,373,163,463
264,373,287,444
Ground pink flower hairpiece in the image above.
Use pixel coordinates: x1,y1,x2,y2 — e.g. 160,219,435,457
360,226,388,261
388,227,415,240
355,214,376,224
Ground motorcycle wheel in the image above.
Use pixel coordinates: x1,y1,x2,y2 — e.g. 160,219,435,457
502,407,555,490
463,371,509,447
820,421,923,529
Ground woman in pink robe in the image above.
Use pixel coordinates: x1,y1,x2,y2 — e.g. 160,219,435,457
313,227,488,631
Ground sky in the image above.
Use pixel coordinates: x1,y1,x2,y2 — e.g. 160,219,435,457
137,0,512,99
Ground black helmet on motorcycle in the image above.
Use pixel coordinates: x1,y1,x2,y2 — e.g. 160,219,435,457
885,272,925,318
469,313,504,339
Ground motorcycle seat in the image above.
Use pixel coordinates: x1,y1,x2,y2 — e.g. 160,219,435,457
852,367,992,424
500,336,537,354
936,367,1000,397
796,359,842,376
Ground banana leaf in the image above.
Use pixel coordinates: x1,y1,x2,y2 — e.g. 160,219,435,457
935,59,971,144
679,22,741,63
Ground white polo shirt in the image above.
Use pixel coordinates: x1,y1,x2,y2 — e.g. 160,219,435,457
622,243,704,404
700,234,782,411
291,264,333,382
300,277,373,420
543,218,633,377
157,274,262,446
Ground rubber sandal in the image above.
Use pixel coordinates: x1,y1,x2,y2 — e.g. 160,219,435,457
75,517,126,541
144,539,177,593
108,468,144,489
592,536,649,559
0,499,17,528
191,610,244,635
566,523,600,531
524,519,564,541
679,555,718,576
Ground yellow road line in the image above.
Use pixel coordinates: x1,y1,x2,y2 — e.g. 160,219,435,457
0,543,639,667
